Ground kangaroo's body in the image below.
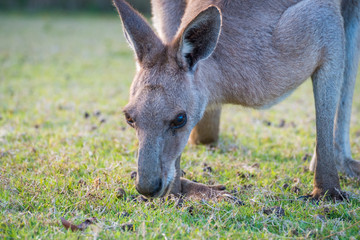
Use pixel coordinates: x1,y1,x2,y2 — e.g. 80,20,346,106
113,0,360,199
156,0,323,108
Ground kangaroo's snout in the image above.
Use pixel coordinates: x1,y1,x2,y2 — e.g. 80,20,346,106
136,177,162,198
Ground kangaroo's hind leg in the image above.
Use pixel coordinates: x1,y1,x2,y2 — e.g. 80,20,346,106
310,1,360,178
334,1,360,177
188,106,221,146
310,8,348,199
311,61,345,199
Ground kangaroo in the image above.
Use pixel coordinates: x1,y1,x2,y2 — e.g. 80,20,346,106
113,0,360,200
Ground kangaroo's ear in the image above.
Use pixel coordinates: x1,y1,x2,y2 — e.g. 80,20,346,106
113,0,163,64
174,6,221,71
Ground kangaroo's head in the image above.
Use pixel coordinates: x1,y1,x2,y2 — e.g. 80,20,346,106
113,0,221,198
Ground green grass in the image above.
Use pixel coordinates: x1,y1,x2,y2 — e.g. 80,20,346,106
1,13,360,239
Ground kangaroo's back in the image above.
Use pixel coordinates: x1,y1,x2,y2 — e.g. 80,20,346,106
152,0,302,44
152,0,341,107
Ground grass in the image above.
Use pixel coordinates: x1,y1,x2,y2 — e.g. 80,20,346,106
1,12,360,239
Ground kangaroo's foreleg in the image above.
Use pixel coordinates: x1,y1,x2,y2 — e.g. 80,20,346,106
169,156,182,195
169,155,228,199
170,107,229,199
189,106,221,145
170,107,222,194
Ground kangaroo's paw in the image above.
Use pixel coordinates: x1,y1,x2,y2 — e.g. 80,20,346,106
180,178,240,203
299,187,348,202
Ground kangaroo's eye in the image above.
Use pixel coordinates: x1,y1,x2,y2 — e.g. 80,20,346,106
125,113,135,127
171,113,187,129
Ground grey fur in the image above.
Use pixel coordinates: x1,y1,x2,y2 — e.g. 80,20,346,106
113,0,360,199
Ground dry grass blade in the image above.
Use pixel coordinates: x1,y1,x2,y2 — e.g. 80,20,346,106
320,219,360,240
60,217,97,232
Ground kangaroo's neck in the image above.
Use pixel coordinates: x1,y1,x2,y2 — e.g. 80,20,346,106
196,56,264,108
194,59,225,106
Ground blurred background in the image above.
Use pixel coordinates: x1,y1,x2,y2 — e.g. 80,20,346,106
0,0,151,14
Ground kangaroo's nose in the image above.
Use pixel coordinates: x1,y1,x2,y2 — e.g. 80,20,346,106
135,178,162,198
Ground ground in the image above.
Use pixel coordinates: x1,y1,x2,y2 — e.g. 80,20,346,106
0,13,360,239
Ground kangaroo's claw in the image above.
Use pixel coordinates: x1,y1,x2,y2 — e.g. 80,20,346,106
298,189,349,202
